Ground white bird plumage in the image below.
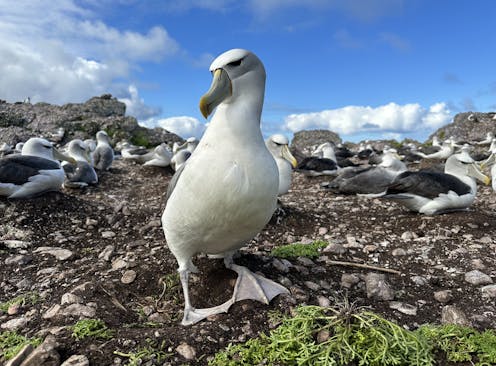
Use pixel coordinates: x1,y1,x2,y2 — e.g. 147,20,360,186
265,134,297,195
162,48,288,325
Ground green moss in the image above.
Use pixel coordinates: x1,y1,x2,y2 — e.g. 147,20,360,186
271,241,327,259
417,324,496,365
114,339,172,366
71,319,113,341
210,305,434,366
211,305,496,366
0,331,42,360
0,292,39,313
130,130,151,148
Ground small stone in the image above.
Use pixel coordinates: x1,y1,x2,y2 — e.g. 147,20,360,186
318,227,328,235
33,247,73,261
61,293,83,305
272,258,291,273
465,270,493,285
5,255,33,265
1,317,27,330
121,270,137,284
297,257,315,266
363,244,378,253
478,236,492,244
471,259,486,270
411,275,428,286
323,243,346,254
148,312,167,323
340,273,360,288
98,245,115,261
389,301,417,315
481,284,496,298
43,304,61,319
60,304,96,318
434,290,452,303
7,303,20,315
317,296,330,307
365,273,394,301
4,344,34,366
176,343,196,360
101,231,116,239
85,218,98,226
20,335,60,366
401,231,417,240
2,240,31,249
391,248,407,256
303,281,320,291
111,258,128,270
441,305,471,326
316,329,330,343
61,355,90,366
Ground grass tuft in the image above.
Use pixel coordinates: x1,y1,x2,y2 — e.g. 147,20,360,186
0,331,42,360
71,319,114,341
271,241,327,259
0,292,39,313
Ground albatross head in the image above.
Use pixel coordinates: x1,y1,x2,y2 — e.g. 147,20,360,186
266,134,297,168
68,139,91,162
22,137,76,163
446,149,490,185
199,48,266,119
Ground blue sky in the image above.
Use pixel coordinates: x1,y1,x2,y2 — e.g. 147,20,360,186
1,1,495,143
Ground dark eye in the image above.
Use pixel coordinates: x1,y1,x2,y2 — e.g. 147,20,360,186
227,59,242,67
274,142,282,146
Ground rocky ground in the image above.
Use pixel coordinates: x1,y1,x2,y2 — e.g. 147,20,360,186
1,157,496,365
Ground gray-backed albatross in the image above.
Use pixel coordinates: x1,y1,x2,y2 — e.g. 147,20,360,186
162,48,288,326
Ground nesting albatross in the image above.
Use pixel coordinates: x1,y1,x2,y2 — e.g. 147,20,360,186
162,48,288,325
265,134,297,195
0,137,75,198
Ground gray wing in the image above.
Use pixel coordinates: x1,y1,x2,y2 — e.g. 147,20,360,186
165,162,186,203
66,161,98,184
93,146,113,170
0,155,60,185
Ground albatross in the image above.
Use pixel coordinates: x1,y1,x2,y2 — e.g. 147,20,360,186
265,134,297,195
0,137,75,198
63,139,98,188
92,131,114,170
162,48,288,325
374,146,490,215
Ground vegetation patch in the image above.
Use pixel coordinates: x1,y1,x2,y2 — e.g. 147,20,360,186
210,304,496,366
0,292,39,313
271,241,327,259
114,339,172,366
71,319,114,341
0,331,42,360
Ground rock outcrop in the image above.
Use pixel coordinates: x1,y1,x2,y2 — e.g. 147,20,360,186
429,112,496,143
290,129,342,153
0,94,183,147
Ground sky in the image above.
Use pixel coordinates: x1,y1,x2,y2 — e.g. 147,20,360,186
1,0,495,143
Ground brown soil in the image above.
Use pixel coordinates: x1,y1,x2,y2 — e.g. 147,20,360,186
1,158,496,365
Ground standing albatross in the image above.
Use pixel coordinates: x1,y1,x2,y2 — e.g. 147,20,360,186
162,49,288,325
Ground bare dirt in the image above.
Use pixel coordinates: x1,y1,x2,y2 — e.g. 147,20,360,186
1,157,496,365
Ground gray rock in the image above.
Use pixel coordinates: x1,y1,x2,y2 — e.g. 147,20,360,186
176,343,196,360
464,270,493,285
33,247,73,261
98,245,115,261
5,255,33,265
481,284,496,298
60,355,89,366
60,304,96,318
323,243,346,254
389,301,417,315
365,273,394,301
441,305,471,326
1,317,27,330
121,270,137,284
43,305,61,319
101,231,116,239
111,258,128,270
61,293,83,305
4,344,34,366
434,290,452,303
17,335,60,366
340,273,360,288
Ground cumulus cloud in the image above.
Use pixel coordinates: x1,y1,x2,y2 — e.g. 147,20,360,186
0,0,179,104
283,102,452,136
118,85,161,121
142,116,207,139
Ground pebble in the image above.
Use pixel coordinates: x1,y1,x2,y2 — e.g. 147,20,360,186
389,301,417,315
176,343,196,360
433,290,452,303
316,329,330,343
33,247,74,261
317,296,331,307
365,273,394,301
98,245,115,261
272,258,291,273
481,284,496,298
61,355,90,366
20,335,60,366
2,240,31,249
61,293,83,305
5,255,33,265
303,281,320,291
340,273,360,288
323,243,346,254
7,303,20,315
43,304,61,319
60,304,96,318
464,270,493,285
121,270,137,284
111,258,128,270
441,305,471,326
1,317,27,330
101,231,116,238
391,248,407,256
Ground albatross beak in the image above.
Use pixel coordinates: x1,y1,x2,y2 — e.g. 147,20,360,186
282,145,298,168
53,148,77,164
199,68,232,119
468,163,491,185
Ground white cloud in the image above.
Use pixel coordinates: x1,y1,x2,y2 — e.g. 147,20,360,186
118,85,161,120
0,0,179,104
142,116,207,139
283,102,452,136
